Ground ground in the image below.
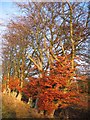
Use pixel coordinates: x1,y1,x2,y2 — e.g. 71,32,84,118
2,93,43,118
1,92,89,119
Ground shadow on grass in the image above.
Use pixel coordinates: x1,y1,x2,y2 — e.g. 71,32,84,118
54,107,89,120
2,105,16,118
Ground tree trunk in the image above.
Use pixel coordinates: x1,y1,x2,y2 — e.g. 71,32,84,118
16,92,22,101
3,89,7,94
27,97,33,107
11,91,17,97
49,109,55,118
7,72,11,95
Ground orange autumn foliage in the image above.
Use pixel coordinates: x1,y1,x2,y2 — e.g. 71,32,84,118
2,77,21,92
23,56,87,115
8,77,22,92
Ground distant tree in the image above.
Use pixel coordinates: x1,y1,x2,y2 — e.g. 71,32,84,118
2,19,30,99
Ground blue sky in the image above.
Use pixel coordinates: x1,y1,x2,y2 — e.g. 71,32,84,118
0,2,18,36
0,2,20,65
0,2,20,28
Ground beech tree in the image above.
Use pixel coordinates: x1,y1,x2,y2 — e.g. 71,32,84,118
2,19,30,99
15,2,89,72
2,1,89,118
22,56,87,117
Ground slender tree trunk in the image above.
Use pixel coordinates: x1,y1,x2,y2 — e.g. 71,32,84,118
67,2,75,69
49,109,55,118
27,97,33,107
11,90,17,97
7,72,11,95
16,66,23,101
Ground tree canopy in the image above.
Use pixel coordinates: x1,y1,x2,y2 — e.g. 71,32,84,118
2,1,89,118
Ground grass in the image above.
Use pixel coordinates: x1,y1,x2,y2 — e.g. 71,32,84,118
2,94,42,118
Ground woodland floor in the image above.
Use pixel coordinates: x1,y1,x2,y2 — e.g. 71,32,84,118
1,92,89,119
2,93,43,119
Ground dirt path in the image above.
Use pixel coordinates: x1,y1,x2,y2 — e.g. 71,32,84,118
2,93,43,118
